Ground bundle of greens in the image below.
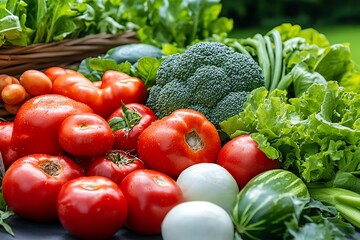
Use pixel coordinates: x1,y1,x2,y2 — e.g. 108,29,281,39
119,0,233,49
220,81,360,228
0,0,136,47
0,0,233,49
221,23,360,95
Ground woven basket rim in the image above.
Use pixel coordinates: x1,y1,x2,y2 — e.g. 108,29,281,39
0,31,140,76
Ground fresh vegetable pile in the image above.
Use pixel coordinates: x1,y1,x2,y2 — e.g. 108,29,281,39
223,24,359,96
146,41,265,130
221,81,360,231
1,1,360,240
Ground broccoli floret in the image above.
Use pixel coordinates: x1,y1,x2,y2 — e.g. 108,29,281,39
209,91,249,125
146,41,265,128
188,66,231,108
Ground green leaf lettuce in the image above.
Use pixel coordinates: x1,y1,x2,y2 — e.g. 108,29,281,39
220,81,360,183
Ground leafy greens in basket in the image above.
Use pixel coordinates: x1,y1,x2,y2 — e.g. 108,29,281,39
0,0,134,47
0,0,232,48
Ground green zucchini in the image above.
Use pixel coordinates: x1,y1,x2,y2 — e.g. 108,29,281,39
232,169,309,240
104,43,163,64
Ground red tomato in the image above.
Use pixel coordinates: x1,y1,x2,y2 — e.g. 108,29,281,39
92,81,102,88
107,103,157,154
58,113,114,158
43,66,78,83
137,109,221,179
1,154,84,221
57,176,128,239
0,122,20,169
10,94,93,157
87,150,145,185
216,134,280,188
52,70,148,118
120,169,183,235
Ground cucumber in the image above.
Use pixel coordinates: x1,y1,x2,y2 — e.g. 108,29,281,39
232,169,309,240
104,43,163,64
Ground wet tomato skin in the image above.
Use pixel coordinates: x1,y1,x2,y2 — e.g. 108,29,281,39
217,134,280,188
1,154,85,222
120,169,183,235
58,113,114,158
57,176,128,239
87,150,146,185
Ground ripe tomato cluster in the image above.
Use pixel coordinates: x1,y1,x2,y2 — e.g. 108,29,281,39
0,67,280,239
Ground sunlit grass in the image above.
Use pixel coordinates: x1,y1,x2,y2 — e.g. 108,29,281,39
230,25,360,66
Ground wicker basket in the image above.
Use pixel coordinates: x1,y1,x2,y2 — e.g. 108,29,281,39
0,31,140,77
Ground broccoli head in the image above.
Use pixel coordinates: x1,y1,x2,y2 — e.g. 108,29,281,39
146,41,265,128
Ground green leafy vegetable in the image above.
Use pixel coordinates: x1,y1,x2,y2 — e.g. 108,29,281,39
1,0,232,50
284,198,356,240
0,5,29,46
308,187,360,229
135,57,162,90
221,81,360,183
0,153,14,237
273,24,358,95
77,57,132,81
0,0,132,47
220,81,360,229
77,56,162,89
120,0,233,48
0,193,14,237
33,0,77,44
208,23,360,95
274,23,330,48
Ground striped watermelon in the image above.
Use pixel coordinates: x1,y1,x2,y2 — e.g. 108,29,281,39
231,169,309,240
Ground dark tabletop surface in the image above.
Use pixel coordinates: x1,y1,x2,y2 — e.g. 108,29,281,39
1,214,360,240
0,215,163,240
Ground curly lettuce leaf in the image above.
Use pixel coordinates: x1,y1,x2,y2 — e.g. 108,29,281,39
220,81,360,183
339,70,360,94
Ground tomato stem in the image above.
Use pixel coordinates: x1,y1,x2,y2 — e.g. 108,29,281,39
107,150,141,165
39,160,61,176
108,102,142,133
185,130,204,151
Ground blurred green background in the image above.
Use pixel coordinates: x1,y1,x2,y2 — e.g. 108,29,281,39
220,0,360,65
